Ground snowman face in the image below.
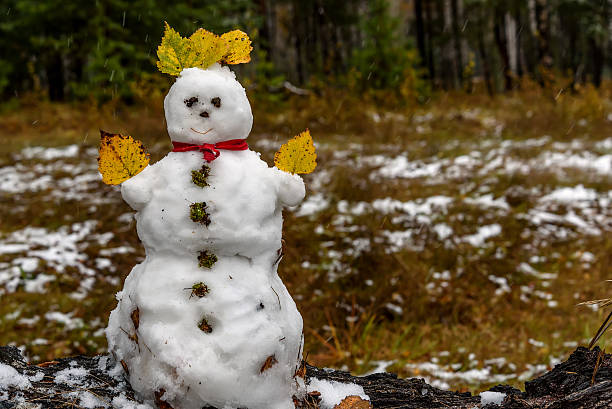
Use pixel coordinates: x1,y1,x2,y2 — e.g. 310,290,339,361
164,65,253,144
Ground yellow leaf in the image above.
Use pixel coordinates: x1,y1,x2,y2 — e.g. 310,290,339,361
156,23,253,75
274,129,317,175
220,30,252,64
98,130,150,185
189,28,227,69
156,22,187,76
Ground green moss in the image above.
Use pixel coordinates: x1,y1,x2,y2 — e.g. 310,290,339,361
190,202,211,226
189,282,209,298
198,250,218,269
191,165,211,188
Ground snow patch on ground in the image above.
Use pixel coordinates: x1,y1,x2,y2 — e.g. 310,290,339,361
461,224,501,247
295,193,330,217
18,145,80,160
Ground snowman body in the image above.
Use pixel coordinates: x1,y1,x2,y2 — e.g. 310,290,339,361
106,65,305,409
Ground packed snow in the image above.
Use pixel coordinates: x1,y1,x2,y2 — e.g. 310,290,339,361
480,391,506,405
0,363,31,390
306,378,370,409
106,65,307,409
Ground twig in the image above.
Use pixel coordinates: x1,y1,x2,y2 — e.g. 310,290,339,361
591,348,605,386
271,286,281,309
589,309,612,349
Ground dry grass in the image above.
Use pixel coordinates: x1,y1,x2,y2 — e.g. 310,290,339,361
0,81,611,392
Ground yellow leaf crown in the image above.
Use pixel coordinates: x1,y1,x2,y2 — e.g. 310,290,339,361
156,22,253,76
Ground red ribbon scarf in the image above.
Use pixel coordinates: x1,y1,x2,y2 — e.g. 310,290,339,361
171,139,249,162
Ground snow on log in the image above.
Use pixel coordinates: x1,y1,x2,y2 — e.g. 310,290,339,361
0,346,610,408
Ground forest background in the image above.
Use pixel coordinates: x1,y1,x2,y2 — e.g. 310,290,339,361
0,0,611,392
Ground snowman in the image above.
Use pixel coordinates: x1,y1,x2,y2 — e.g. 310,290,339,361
105,27,309,409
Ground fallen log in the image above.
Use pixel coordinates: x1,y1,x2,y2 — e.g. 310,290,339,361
0,346,609,408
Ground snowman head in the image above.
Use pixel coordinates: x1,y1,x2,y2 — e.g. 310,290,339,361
164,64,253,144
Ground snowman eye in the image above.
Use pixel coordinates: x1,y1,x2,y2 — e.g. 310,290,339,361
185,97,198,108
211,97,221,108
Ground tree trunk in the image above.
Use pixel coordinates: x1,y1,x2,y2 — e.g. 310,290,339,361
424,0,436,85
1,346,612,408
414,0,428,76
590,37,604,88
477,8,494,97
46,53,65,101
451,0,464,86
505,12,518,76
535,0,552,71
439,0,458,89
292,2,306,84
591,0,608,88
513,7,525,80
494,7,513,91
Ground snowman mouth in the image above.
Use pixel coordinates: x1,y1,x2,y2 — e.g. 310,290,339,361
190,128,214,135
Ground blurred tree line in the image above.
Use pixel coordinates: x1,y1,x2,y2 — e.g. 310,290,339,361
0,0,609,102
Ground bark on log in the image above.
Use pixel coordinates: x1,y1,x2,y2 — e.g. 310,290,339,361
0,346,610,408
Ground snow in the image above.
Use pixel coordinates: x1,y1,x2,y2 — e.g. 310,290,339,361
45,311,84,330
0,222,98,275
0,363,31,390
465,194,509,210
79,391,108,408
112,393,154,409
540,185,597,204
19,144,79,160
518,263,557,280
0,159,106,203
12,258,38,273
433,223,453,240
28,371,44,382
364,360,395,375
306,378,369,409
0,244,29,254
406,360,515,390
372,196,453,217
373,156,442,179
295,193,329,217
480,391,506,405
54,366,89,386
385,302,403,315
462,224,502,247
538,151,611,175
106,65,307,409
164,65,253,146
0,221,115,297
23,273,55,293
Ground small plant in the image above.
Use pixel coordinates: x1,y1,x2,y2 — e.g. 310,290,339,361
190,202,211,226
198,317,213,333
186,282,210,298
198,250,218,268
191,165,211,188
